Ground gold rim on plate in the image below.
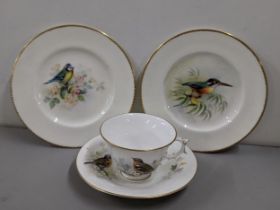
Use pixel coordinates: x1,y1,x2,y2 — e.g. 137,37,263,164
10,24,136,147
141,29,268,152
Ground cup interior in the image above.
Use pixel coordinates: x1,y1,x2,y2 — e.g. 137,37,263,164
100,113,176,150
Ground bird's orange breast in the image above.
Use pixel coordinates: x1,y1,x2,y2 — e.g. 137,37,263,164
199,87,214,94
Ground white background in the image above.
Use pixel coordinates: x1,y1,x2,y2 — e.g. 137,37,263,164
0,0,279,146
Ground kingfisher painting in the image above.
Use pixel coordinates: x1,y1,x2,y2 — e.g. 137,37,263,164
182,78,232,105
171,68,232,120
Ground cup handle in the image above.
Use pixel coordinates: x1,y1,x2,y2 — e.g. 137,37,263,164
163,137,189,161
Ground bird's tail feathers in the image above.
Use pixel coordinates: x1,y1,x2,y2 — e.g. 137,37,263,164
44,78,55,84
84,161,95,164
182,82,190,86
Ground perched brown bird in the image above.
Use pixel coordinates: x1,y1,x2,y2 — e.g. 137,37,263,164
132,158,154,174
84,154,112,170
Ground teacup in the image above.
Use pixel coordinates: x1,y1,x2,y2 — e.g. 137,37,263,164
100,113,187,181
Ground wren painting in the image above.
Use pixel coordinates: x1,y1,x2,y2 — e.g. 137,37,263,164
84,142,187,180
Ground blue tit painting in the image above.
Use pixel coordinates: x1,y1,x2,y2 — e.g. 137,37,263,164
44,63,74,85
43,63,104,109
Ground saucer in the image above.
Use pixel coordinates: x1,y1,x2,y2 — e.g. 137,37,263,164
76,135,197,199
11,25,135,147
141,29,267,152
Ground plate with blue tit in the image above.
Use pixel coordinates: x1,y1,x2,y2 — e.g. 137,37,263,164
141,29,267,152
11,24,135,147
76,135,197,199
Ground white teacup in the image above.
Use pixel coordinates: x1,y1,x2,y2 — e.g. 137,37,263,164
100,113,187,181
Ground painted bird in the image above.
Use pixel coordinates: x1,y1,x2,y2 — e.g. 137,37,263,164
44,63,74,85
132,158,154,175
84,154,112,171
182,78,232,104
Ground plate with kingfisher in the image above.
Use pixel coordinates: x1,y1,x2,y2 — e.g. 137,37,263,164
11,25,135,147
141,29,267,152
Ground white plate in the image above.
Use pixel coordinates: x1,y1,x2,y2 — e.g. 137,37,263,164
141,29,267,152
11,25,135,147
76,135,197,199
